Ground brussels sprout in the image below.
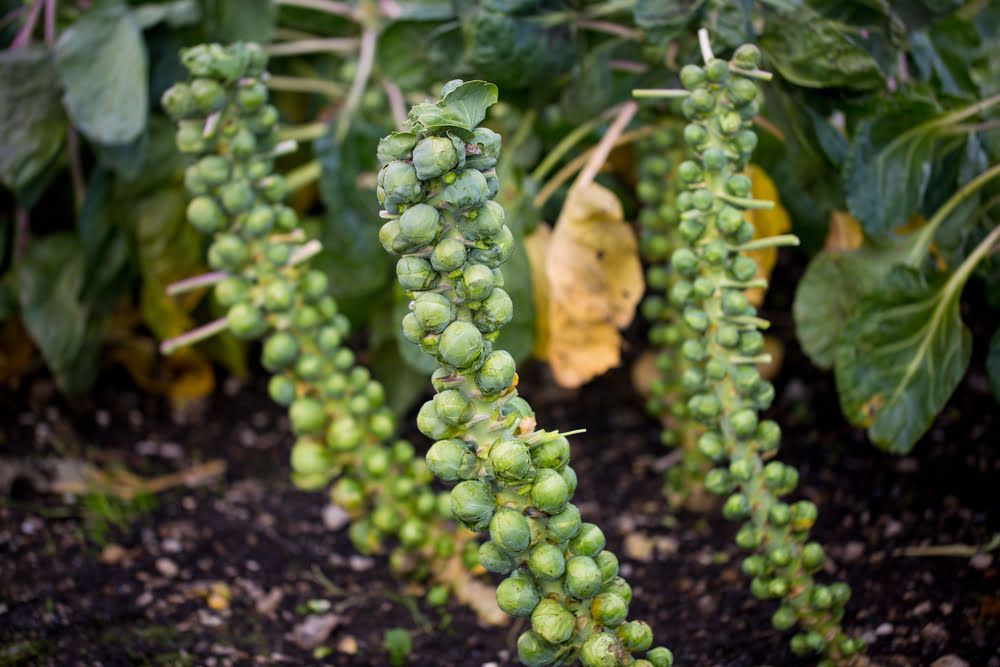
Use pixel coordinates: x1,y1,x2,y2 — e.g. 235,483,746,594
601,576,633,605
437,168,489,211
478,539,516,574
564,555,602,598
450,480,495,530
397,256,438,291
530,436,569,470
412,292,455,333
438,320,485,368
290,439,330,476
517,630,561,667
209,233,249,270
473,287,513,332
262,332,299,371
489,439,533,483
186,196,225,233
426,438,478,482
496,570,541,618
431,238,468,273
226,302,267,339
528,543,566,580
456,263,495,302
569,523,606,558
465,127,501,170
547,504,582,541
398,203,442,247
530,468,569,514
476,350,516,394
592,592,628,627
326,415,363,451
595,551,619,582
268,375,296,406
489,507,531,554
380,161,424,205
559,466,578,497
219,181,254,214
468,226,514,268
417,400,456,440
413,135,461,180
579,632,620,667
377,131,418,165
531,598,575,644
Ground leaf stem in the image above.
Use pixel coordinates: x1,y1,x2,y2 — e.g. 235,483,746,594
697,27,714,63
273,0,362,21
266,75,346,99
10,0,41,48
160,318,229,355
335,26,377,143
381,78,407,131
632,88,690,99
166,271,228,296
531,104,624,183
285,159,322,192
289,239,324,265
265,37,360,56
577,18,642,41
278,122,328,143
906,162,1000,266
43,0,54,43
574,100,638,191
735,234,800,252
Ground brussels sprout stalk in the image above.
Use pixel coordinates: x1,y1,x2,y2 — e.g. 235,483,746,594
380,81,673,667
162,42,481,602
635,35,864,665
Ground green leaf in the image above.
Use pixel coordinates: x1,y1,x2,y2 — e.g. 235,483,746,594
369,289,430,418
0,46,66,193
408,80,498,140
910,16,981,97
55,3,148,144
200,0,275,42
383,628,412,667
132,0,201,29
834,265,972,453
760,7,884,90
633,0,706,32
18,234,107,393
988,327,1000,404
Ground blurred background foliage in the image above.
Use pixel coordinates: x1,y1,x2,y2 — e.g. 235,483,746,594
1,0,998,451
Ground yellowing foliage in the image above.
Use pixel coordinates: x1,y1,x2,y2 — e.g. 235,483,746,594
744,165,792,306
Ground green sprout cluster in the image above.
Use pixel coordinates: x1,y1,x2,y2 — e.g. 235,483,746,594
161,43,466,585
639,43,864,664
377,81,673,667
636,128,715,508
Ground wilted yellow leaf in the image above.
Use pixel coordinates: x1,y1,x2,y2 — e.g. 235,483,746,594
824,211,864,252
539,182,644,388
110,336,214,408
630,350,659,401
744,165,791,306
523,224,552,360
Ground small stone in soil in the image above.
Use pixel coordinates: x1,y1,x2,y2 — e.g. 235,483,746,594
290,613,341,650
349,555,374,572
156,557,179,578
969,552,993,570
931,656,970,667
322,504,351,531
337,636,358,655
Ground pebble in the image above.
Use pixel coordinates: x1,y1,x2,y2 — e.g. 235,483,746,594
290,614,341,651
913,600,932,616
337,636,358,655
921,622,949,644
969,552,993,570
322,505,351,531
884,519,904,539
842,541,865,563
156,557,179,578
930,656,969,667
875,622,894,636
349,555,374,572
101,544,127,565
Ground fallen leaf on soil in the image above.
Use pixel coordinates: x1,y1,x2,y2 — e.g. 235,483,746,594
744,165,791,306
534,182,643,387
430,533,508,627
290,613,342,651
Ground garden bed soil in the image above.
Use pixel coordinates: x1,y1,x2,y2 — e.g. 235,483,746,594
2,286,999,666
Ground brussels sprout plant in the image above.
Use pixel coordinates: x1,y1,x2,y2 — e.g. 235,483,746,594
634,34,864,665
161,42,470,589
378,82,673,667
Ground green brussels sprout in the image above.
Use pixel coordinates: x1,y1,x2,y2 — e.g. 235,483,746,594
531,598,575,644
457,263,495,301
569,523,606,558
289,398,326,435
226,302,267,339
547,504,582,541
496,570,541,618
530,468,569,514
486,174,500,200
431,238,468,273
438,320,485,368
479,540,516,574
377,132,418,165
468,226,514,268
591,592,628,627
528,543,566,580
517,630,560,667
412,292,455,333
417,400,456,440
348,518,380,555
618,621,653,652
262,332,298,371
396,256,438,291
326,415,363,451
268,375,296,405
473,287,513,332
437,168,489,211
186,196,225,234
413,135,461,180
579,632,620,667
531,436,569,470
398,203,442,247
399,517,429,548
595,551,619,582
489,507,530,554
601,576,632,605
564,555,602,599
244,205,275,237
489,440,533,483
209,233,249,271
426,438,478,482
476,350,516,394
380,161,424,205
450,480,495,530
372,503,399,533
290,439,330,476
559,466,578,497
161,83,195,118
190,78,226,112
465,127,501,170
236,80,267,111
219,181,254,214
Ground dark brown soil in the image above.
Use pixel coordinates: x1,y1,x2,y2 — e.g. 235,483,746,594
2,290,999,666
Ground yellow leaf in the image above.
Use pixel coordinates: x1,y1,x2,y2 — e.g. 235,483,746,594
630,350,659,401
824,211,865,252
523,224,552,360
110,336,214,408
744,165,791,306
541,182,644,388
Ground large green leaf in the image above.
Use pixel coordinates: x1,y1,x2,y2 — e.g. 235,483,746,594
633,0,706,32
0,46,66,193
200,0,275,42
408,80,499,140
834,265,972,453
55,3,148,144
132,0,201,29
18,234,107,392
761,7,884,90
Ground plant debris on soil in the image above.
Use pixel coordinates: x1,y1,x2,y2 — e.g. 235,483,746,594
2,285,999,666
